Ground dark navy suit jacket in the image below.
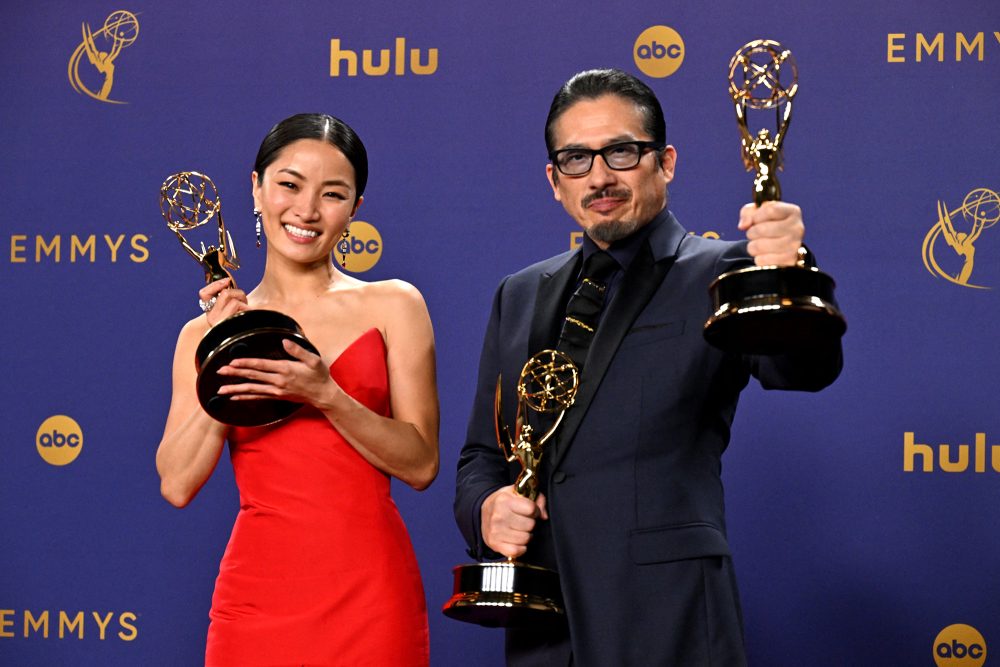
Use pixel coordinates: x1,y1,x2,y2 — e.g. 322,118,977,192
454,210,842,667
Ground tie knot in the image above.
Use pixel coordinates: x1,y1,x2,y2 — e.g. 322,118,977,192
581,250,617,283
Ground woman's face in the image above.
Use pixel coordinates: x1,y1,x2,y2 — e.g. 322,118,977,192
251,138,362,264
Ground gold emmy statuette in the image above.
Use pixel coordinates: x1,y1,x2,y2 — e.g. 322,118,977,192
704,39,846,354
159,171,319,426
443,350,579,627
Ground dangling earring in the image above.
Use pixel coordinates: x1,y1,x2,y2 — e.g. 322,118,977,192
254,209,262,248
340,226,350,268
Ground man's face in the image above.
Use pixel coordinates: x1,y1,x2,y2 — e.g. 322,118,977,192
546,95,676,248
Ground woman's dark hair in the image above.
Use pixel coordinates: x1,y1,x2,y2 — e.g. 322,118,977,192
544,69,666,155
253,113,368,202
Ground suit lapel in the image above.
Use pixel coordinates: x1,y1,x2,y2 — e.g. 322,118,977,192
549,213,684,470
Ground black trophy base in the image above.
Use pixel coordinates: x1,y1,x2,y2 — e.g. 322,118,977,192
195,310,319,427
705,265,846,355
442,561,564,627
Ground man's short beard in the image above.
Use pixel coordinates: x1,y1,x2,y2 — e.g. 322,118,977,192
585,188,669,245
586,218,644,245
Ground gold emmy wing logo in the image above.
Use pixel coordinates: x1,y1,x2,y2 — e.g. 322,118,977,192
337,221,382,273
922,187,1000,289
68,10,140,104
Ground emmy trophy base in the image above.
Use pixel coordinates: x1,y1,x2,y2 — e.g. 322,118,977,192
442,561,564,628
705,265,846,355
196,310,320,427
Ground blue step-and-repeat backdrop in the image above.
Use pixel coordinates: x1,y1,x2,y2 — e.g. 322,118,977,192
2,2,998,665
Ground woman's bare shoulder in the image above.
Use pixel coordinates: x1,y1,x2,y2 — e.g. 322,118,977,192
174,314,210,351
350,278,425,306
354,280,430,332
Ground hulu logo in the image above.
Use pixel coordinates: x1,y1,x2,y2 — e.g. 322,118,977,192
329,38,438,77
903,432,1000,473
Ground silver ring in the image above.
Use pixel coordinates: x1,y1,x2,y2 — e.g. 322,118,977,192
198,296,217,313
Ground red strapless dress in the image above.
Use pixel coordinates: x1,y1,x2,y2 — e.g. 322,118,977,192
205,328,429,667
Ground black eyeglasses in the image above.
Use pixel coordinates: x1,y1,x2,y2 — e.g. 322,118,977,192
549,141,665,176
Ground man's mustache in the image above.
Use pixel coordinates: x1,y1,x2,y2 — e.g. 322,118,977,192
582,188,632,208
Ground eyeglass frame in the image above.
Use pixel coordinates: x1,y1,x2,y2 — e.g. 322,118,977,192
548,140,667,176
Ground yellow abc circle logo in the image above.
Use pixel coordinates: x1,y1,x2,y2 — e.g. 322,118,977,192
934,624,987,667
36,415,84,466
633,25,685,78
338,221,382,273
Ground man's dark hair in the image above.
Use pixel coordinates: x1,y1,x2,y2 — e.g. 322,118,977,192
253,113,368,203
544,68,666,155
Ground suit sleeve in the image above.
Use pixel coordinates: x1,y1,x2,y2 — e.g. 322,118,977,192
453,278,512,561
713,241,844,391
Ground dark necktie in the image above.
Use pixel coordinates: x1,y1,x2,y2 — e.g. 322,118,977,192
556,250,618,371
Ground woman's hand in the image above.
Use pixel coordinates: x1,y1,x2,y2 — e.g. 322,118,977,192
215,339,338,408
199,277,249,327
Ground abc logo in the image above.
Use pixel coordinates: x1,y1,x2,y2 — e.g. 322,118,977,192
633,25,685,78
36,415,83,466
337,220,382,272
934,624,987,667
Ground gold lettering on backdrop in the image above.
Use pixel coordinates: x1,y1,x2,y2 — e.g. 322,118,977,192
887,33,905,62
8,234,148,264
10,235,26,262
409,39,438,74
329,37,438,76
904,432,1000,473
395,37,406,75
904,433,934,472
363,48,391,75
71,234,96,262
0,610,138,640
939,444,969,472
104,233,125,262
24,610,48,638
329,39,357,75
917,32,945,62
36,235,60,262
59,611,84,639
118,612,138,641
956,32,984,61
130,234,150,262
888,31,1000,62
92,611,114,640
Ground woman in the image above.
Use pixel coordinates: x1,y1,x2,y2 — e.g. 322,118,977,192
156,113,438,666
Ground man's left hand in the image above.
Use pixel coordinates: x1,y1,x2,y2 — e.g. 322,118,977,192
737,201,805,267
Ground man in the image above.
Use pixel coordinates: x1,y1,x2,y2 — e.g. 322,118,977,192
454,69,842,666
